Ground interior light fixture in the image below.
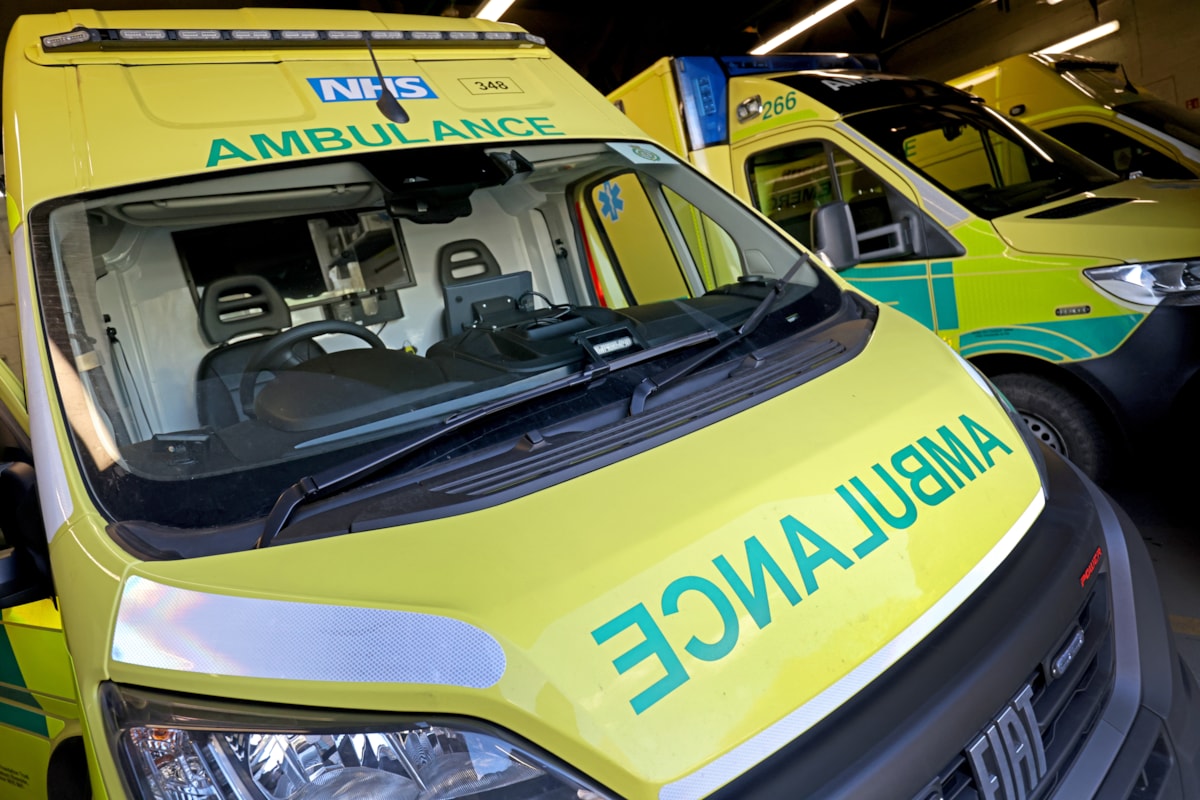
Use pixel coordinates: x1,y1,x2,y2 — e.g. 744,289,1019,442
1037,20,1120,54
474,0,517,21
950,66,999,90
750,0,858,55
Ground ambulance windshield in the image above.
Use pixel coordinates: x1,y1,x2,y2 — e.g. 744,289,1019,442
31,139,853,540
845,100,1120,218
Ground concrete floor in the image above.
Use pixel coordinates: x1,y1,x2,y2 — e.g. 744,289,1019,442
1108,476,1200,677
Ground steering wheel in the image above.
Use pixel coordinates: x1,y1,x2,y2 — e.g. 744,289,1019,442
239,320,386,418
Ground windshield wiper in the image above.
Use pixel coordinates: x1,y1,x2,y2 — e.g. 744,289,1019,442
254,327,719,548
628,255,812,415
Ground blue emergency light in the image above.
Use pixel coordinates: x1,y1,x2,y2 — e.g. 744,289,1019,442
673,54,880,150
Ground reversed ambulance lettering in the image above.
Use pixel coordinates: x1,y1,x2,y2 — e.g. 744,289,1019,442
206,117,564,167
592,414,1013,714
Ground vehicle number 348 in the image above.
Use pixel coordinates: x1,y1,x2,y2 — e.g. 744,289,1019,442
459,77,522,95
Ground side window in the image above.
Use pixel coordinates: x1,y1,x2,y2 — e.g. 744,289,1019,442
1043,122,1197,179
0,415,27,465
0,376,30,466
746,140,831,247
904,125,1023,192
0,402,33,553
586,174,689,306
582,173,742,305
746,140,911,261
663,188,743,291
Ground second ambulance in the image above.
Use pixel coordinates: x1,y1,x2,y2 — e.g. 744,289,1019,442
611,54,1200,483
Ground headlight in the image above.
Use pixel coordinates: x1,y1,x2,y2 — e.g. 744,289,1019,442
1084,259,1200,305
101,683,612,800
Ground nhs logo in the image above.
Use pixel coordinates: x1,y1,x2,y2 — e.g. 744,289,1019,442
307,76,438,103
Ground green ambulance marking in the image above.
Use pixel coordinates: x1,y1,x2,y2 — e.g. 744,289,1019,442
206,116,565,168
0,628,47,736
592,414,1013,714
960,314,1143,361
842,260,960,332
931,261,959,330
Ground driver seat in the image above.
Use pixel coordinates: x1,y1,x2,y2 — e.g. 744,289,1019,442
195,276,323,428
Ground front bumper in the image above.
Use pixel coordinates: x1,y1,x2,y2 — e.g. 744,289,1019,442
1063,297,1200,456
1082,471,1200,800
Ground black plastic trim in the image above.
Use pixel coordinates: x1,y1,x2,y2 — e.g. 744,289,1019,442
1061,299,1200,455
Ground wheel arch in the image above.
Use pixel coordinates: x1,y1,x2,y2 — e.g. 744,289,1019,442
967,353,1128,457
47,736,91,800
1168,367,1200,431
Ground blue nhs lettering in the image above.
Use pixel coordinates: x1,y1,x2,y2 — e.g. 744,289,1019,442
307,76,437,102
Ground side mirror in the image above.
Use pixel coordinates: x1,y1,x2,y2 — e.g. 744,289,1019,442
0,462,52,608
811,201,859,271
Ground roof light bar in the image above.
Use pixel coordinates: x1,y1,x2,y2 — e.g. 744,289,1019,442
118,29,167,41
39,26,546,52
176,30,221,41
41,29,94,49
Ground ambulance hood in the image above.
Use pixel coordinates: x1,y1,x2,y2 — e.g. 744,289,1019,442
109,310,1044,795
991,178,1200,262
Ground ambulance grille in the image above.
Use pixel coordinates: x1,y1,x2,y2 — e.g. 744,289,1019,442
928,574,1115,800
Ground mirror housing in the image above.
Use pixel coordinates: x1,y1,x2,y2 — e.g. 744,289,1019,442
811,201,859,271
0,462,52,608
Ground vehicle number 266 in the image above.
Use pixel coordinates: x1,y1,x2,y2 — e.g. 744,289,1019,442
762,92,797,120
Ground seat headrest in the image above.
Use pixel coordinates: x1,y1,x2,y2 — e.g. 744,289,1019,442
200,276,291,345
438,239,502,287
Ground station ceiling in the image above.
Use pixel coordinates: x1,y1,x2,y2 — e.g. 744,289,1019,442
473,0,997,93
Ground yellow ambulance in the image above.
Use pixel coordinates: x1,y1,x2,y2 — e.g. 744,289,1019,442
952,52,1200,180
610,55,1200,483
1,9,1198,800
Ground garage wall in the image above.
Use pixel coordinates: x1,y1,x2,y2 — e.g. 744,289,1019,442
888,0,1200,108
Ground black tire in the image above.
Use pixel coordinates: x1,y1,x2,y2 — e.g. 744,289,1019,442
992,373,1112,484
